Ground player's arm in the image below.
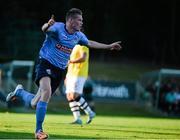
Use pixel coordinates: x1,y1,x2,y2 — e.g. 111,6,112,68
42,15,55,32
69,52,87,63
88,40,122,50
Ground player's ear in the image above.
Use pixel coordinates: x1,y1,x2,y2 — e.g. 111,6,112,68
69,17,75,23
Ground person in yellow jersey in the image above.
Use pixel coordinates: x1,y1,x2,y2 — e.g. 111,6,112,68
65,44,95,125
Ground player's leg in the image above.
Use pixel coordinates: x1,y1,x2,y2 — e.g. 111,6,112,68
33,58,51,138
34,58,63,139
66,93,82,125
31,88,41,109
35,76,51,139
7,58,40,109
6,84,35,108
72,76,95,124
75,95,96,124
66,77,82,124
76,77,95,124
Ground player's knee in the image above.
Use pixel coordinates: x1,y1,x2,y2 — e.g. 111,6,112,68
30,98,39,109
40,87,51,101
72,93,80,100
66,94,72,101
31,103,36,109
66,92,76,100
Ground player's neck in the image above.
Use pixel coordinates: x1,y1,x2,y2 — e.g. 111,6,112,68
65,24,75,34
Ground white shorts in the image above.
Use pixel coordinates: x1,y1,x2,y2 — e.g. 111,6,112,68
65,76,86,94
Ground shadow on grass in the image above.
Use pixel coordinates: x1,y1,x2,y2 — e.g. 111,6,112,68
83,126,180,136
1,127,179,139
0,131,97,139
2,97,180,119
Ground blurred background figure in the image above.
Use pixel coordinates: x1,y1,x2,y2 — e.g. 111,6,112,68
165,89,177,114
0,64,7,108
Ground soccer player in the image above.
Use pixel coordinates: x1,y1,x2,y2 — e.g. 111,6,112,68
6,8,122,139
65,44,95,125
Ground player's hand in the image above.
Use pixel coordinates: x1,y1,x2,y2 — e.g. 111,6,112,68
110,41,122,50
67,60,72,66
68,60,70,65
47,14,55,26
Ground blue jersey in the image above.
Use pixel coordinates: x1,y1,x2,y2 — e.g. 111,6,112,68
39,22,88,69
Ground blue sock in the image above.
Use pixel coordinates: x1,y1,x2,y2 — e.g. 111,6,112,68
16,89,34,107
36,101,48,133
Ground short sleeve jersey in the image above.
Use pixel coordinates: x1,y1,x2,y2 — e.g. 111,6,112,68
39,22,88,69
66,45,89,78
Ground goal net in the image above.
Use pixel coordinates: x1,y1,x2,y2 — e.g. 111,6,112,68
0,60,35,94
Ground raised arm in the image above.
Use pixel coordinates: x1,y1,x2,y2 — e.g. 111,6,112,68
42,15,55,32
88,40,122,50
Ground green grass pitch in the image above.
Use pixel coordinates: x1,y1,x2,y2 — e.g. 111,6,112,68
0,112,180,139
